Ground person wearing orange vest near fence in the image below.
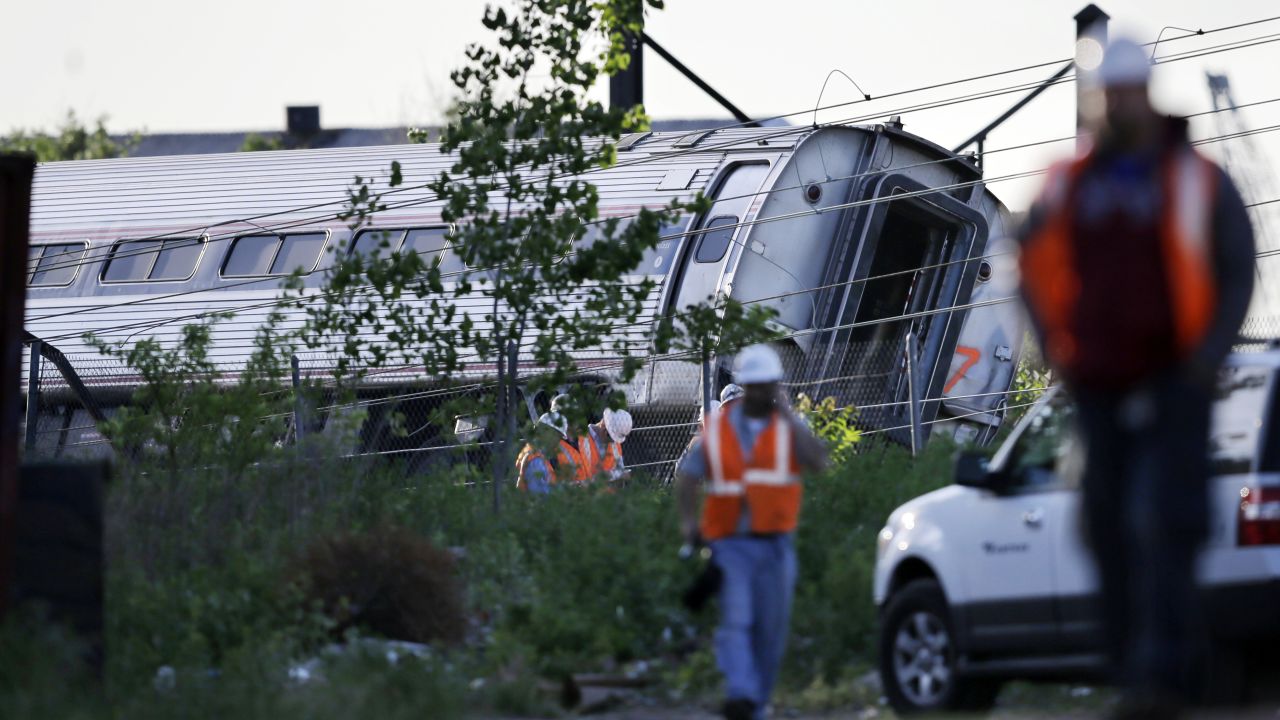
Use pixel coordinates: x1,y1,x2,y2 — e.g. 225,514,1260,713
515,411,588,493
1018,38,1253,718
549,395,593,484
578,408,632,482
676,345,828,720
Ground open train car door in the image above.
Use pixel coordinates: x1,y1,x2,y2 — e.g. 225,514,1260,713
807,174,989,444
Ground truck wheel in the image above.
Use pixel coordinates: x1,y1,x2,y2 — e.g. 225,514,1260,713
879,578,1000,715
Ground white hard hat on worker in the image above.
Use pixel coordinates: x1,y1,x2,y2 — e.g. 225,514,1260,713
733,344,784,385
537,411,568,438
602,407,633,444
719,383,745,404
1096,37,1151,88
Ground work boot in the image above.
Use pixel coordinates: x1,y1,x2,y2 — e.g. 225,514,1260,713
722,697,756,720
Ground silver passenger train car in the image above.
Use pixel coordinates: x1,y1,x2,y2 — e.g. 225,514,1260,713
22,122,1025,464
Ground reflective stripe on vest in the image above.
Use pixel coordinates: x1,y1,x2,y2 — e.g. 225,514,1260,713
578,430,620,480
557,438,589,483
700,408,802,540
516,440,584,488
1020,147,1219,367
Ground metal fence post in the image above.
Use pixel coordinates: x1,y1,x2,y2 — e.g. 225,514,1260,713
700,353,714,416
905,331,922,457
24,341,40,454
291,354,305,443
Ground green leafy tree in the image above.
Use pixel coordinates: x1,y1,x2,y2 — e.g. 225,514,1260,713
0,111,139,161
1008,333,1053,423
239,133,285,152
295,0,777,507
86,314,293,484
653,295,783,409
794,393,861,462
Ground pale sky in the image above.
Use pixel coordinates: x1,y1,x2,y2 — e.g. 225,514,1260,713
4,0,1280,211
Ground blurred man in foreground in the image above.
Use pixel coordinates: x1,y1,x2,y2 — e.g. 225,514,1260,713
1018,37,1254,718
676,345,827,720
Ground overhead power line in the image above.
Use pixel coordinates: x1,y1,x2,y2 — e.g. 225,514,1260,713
27,14,1280,278
32,118,1280,349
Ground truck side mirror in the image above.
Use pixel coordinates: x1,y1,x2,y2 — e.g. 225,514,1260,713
954,451,1001,491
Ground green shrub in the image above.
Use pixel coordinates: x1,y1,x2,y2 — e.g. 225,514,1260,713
787,440,955,683
289,526,466,645
1,406,967,717
0,607,101,720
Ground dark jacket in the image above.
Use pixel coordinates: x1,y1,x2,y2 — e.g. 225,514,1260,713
1017,117,1255,390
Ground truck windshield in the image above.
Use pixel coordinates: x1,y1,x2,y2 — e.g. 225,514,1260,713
1008,395,1075,487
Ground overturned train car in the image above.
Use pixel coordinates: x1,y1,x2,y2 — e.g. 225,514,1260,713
21,123,1024,468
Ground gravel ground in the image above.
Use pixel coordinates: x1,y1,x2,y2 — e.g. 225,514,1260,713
484,686,1280,720
541,704,1280,719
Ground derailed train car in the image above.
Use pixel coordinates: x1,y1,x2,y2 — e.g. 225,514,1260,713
21,121,1024,465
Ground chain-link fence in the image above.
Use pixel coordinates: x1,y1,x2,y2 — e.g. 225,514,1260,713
20,304,1046,483
20,336,116,462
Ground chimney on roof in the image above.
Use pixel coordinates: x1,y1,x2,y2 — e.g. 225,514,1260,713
286,106,320,137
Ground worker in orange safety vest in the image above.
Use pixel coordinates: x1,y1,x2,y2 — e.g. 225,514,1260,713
675,345,828,720
515,411,588,493
577,407,632,482
1017,37,1254,717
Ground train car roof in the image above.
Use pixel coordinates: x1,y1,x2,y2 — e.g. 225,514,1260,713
28,124,986,237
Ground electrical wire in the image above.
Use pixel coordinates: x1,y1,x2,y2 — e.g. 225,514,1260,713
35,117,1280,353
26,14,1280,280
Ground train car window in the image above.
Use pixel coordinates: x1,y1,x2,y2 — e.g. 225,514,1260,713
223,235,278,276
271,233,327,274
693,215,738,263
570,218,685,275
103,238,203,282
404,228,451,269
150,239,203,281
28,242,87,286
644,220,686,274
102,240,161,282
352,229,406,258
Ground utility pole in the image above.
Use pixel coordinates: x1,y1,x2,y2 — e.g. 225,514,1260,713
0,153,36,619
608,20,759,128
609,30,644,112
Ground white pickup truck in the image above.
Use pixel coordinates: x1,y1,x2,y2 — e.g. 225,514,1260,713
873,350,1280,715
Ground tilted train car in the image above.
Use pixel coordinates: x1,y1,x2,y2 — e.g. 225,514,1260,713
21,122,1025,466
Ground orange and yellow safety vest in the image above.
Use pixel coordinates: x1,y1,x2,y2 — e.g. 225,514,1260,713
1020,147,1219,369
699,408,803,541
578,427,623,480
515,438,589,489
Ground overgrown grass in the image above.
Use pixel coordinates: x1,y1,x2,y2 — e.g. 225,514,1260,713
3,438,957,717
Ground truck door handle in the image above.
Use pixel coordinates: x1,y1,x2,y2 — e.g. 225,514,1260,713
1022,508,1045,528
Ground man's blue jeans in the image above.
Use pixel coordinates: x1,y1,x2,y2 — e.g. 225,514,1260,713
711,534,797,717
1076,375,1212,701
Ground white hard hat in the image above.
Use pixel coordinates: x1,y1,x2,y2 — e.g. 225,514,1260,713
733,344,784,385
602,408,633,444
537,412,568,438
1097,37,1151,88
719,384,745,404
